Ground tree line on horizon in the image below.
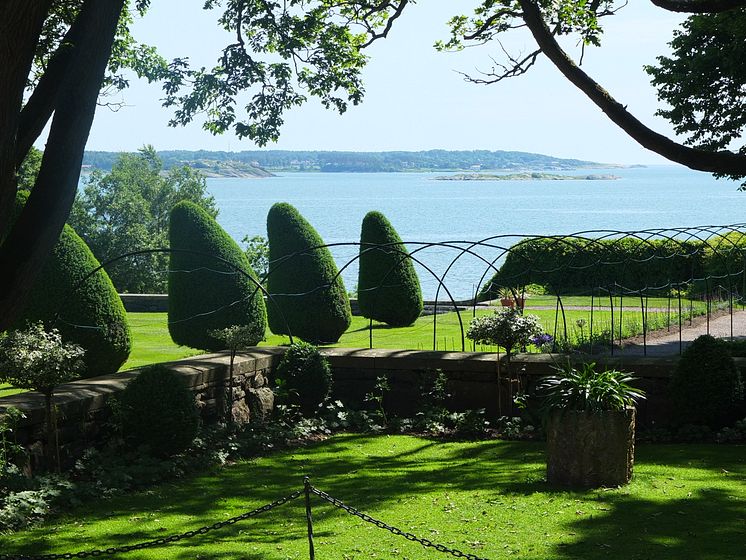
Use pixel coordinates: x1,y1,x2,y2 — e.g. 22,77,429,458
82,149,600,173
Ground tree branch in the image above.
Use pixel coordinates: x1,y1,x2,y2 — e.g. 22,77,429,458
518,0,746,176
0,0,126,332
650,0,746,13
15,15,84,169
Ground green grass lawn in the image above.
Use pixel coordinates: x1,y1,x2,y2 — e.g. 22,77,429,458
1,434,744,559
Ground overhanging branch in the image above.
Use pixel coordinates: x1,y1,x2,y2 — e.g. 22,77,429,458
518,0,746,176
650,0,746,13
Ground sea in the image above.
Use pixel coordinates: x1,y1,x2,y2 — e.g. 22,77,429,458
207,166,746,300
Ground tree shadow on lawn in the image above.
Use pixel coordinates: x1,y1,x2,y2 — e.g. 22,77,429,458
2,436,744,559
551,487,745,560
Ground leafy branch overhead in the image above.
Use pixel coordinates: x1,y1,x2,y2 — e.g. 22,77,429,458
161,1,409,145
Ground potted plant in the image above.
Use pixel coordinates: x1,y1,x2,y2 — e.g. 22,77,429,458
537,362,645,488
498,287,526,309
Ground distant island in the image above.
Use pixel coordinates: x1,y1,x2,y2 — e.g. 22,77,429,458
434,172,621,181
82,149,632,177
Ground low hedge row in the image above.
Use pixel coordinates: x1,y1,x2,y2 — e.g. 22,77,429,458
479,233,746,298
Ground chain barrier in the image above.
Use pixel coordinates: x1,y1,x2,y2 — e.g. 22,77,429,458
2,482,494,560
0,490,302,560
310,485,492,560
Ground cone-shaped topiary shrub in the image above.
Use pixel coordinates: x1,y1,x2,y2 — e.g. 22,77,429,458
168,201,266,351
10,193,131,377
118,364,200,456
358,211,423,326
266,202,351,343
274,341,332,415
671,335,744,428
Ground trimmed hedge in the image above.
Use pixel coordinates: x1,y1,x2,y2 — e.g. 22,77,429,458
168,201,266,351
266,202,351,344
671,335,744,428
11,193,131,377
358,211,423,326
478,236,719,298
118,364,200,456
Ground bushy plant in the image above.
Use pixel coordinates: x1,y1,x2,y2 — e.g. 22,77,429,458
537,362,645,412
266,202,351,343
0,323,85,470
169,200,266,351
357,211,423,326
12,192,131,377
671,335,744,428
466,308,543,357
118,365,200,456
274,342,332,415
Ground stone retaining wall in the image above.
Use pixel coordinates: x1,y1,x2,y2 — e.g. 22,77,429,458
0,347,711,469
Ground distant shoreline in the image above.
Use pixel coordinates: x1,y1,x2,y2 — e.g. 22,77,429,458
434,172,622,182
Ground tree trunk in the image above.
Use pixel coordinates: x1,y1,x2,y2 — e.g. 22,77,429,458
0,0,126,332
0,1,51,235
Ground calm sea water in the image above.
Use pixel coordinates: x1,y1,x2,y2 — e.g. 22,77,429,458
207,166,746,299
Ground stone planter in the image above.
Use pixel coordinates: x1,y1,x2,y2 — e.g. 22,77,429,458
546,407,636,488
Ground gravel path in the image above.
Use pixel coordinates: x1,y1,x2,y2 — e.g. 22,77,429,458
612,309,746,356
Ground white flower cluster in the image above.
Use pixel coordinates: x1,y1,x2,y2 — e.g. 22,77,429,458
466,308,543,354
0,322,85,393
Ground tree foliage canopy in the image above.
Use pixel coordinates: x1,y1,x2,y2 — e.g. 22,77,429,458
69,146,217,293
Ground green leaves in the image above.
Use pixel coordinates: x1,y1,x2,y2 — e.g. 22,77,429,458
537,361,645,412
646,10,746,180
162,0,375,145
466,308,543,354
70,146,217,293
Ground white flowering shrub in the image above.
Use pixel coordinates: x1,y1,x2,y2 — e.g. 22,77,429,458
0,323,84,395
467,309,543,356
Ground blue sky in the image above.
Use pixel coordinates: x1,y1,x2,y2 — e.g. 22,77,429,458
83,1,686,165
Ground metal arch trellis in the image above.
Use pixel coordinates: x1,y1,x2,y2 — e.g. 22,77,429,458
46,223,746,356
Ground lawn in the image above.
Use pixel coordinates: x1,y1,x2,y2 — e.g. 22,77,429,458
1,434,744,559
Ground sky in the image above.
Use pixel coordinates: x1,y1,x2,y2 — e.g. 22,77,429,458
82,1,687,165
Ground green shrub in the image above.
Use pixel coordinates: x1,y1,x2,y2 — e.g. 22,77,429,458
118,365,200,456
11,193,131,376
168,201,266,351
357,211,423,326
275,341,332,415
266,202,351,343
671,335,745,428
479,236,705,299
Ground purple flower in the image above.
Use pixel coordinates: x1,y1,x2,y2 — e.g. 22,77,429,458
530,333,553,346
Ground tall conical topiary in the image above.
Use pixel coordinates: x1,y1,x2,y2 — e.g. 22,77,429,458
358,211,423,326
11,193,131,377
169,201,266,351
266,202,351,343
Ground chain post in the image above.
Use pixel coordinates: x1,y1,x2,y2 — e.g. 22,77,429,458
304,477,316,560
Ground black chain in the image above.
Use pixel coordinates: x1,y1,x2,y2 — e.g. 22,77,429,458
309,486,492,560
0,490,302,560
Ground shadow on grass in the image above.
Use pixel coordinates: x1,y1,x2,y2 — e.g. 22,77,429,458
2,436,744,559
551,488,745,560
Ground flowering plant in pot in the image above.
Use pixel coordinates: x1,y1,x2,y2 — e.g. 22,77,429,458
467,308,543,415
537,362,645,488
498,287,525,309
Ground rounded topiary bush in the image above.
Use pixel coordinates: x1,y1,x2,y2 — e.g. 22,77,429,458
169,201,266,351
358,211,423,326
118,365,200,456
12,193,131,376
275,341,332,415
266,202,351,343
671,335,744,428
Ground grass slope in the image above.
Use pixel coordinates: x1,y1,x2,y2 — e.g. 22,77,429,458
1,435,744,559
